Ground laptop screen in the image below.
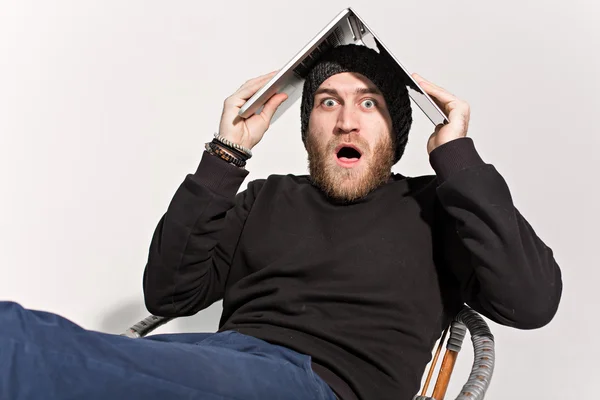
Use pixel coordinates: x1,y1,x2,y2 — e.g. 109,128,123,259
239,8,448,127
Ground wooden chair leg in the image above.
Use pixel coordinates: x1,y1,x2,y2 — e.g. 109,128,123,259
421,327,449,396
431,349,459,400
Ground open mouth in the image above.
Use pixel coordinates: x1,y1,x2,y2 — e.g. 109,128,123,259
335,144,362,166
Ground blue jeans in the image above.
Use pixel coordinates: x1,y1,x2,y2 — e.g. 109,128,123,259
0,301,338,400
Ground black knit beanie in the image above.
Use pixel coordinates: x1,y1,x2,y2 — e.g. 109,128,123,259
300,44,412,164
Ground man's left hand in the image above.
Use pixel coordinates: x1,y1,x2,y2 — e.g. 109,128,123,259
411,73,471,154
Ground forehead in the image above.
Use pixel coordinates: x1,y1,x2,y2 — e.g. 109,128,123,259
316,72,381,94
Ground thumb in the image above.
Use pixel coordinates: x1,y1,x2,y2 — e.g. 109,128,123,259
260,93,289,124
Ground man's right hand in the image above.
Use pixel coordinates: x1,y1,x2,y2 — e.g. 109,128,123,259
218,71,288,151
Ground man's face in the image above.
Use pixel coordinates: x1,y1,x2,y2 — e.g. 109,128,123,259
306,72,395,203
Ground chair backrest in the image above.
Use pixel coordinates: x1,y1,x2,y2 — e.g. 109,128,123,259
122,306,495,400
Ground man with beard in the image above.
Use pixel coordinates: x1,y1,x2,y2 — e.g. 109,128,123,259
0,45,562,400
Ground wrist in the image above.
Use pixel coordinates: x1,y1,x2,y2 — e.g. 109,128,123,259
205,142,247,169
214,133,253,157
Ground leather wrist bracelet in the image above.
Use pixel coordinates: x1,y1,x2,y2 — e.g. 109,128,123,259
211,139,249,161
214,133,253,159
205,142,246,168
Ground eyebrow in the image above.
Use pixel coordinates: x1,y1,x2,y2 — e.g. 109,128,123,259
314,87,383,97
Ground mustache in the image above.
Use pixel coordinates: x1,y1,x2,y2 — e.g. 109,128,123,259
326,135,370,154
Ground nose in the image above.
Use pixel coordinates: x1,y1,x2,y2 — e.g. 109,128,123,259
334,105,360,135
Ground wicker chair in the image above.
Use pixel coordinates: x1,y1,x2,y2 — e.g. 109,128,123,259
122,305,495,400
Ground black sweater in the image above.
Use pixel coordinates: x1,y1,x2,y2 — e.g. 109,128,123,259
143,138,562,400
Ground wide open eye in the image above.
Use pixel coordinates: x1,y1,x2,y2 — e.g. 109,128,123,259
361,99,377,109
322,98,339,108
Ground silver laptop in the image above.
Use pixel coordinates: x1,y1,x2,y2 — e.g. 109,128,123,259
239,7,449,126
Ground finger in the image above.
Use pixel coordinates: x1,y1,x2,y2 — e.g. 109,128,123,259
259,92,288,123
417,84,447,113
223,72,278,109
237,70,278,89
413,73,452,104
235,71,279,101
412,72,432,87
411,72,423,82
412,73,445,90
419,81,459,107
413,73,454,97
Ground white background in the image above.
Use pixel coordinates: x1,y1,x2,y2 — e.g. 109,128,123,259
0,1,598,398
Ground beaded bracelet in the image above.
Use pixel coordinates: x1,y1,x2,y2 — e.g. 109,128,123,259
214,133,253,158
205,142,246,168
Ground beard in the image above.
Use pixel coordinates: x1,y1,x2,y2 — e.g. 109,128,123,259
306,130,395,203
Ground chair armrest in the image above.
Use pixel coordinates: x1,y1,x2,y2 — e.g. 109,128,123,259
415,306,495,400
450,307,495,400
121,314,175,338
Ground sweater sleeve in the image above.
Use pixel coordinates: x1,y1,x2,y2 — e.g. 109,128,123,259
142,151,261,317
429,138,563,329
